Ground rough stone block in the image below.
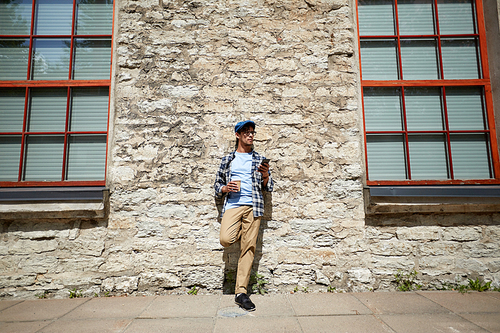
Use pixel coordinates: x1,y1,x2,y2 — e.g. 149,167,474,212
442,227,482,242
396,227,441,241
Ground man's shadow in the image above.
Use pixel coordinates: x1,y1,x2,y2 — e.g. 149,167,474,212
216,192,273,294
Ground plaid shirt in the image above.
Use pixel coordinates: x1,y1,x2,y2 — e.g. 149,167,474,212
214,151,274,217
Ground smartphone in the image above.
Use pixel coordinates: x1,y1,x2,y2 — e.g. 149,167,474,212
261,158,270,165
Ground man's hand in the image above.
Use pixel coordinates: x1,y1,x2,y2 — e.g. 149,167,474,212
223,181,239,193
258,162,269,180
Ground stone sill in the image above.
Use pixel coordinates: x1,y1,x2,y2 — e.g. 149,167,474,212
0,202,106,220
0,187,109,220
364,187,500,215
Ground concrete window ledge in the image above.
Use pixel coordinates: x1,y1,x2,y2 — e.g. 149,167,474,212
364,186,500,215
0,187,109,220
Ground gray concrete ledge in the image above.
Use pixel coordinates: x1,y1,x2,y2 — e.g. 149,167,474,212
0,202,106,220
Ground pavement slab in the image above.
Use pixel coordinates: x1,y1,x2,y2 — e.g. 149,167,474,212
417,291,500,313
0,320,52,333
486,292,500,300
0,298,88,322
125,318,215,333
138,295,221,318
39,318,132,333
379,313,490,333
215,315,302,333
298,314,395,333
460,312,500,332
61,296,155,320
289,293,372,316
0,300,22,312
353,291,449,314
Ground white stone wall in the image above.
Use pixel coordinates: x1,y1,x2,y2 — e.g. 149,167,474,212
1,0,499,298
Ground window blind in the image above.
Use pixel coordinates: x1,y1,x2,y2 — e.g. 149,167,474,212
401,39,439,80
405,87,444,131
360,40,399,80
446,87,485,130
367,135,407,180
0,88,26,133
398,0,435,35
32,39,71,80
70,87,109,132
364,87,403,131
66,135,106,180
451,134,491,179
441,38,480,79
23,135,64,181
408,134,449,179
76,0,113,35
0,39,29,80
28,88,67,132
73,38,111,80
34,0,73,35
0,0,32,35
0,136,22,181
437,0,475,34
358,0,395,36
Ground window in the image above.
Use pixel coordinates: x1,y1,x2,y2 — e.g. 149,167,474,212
0,0,113,187
357,0,500,185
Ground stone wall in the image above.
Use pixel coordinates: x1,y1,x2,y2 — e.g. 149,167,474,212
1,0,499,299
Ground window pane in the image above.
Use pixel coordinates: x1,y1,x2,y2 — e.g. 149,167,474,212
0,88,25,132
0,39,29,80
0,0,32,35
437,0,475,35
34,0,73,35
358,0,395,36
76,0,113,35
73,38,111,79
32,38,71,80
398,0,435,35
360,40,399,80
0,136,21,181
28,88,67,132
70,87,108,131
446,87,485,130
405,87,444,131
441,38,480,79
23,135,64,181
401,39,439,79
364,87,403,131
409,134,449,179
367,134,407,180
450,134,492,179
66,135,106,180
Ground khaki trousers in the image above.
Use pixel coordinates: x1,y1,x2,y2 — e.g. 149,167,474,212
220,206,261,294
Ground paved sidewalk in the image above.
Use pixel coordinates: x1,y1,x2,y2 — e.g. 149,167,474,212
1,291,499,332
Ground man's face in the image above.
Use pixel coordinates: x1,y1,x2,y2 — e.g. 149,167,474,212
236,126,255,147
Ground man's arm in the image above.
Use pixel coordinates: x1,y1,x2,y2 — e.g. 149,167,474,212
263,169,273,192
257,160,273,192
214,157,239,198
214,159,227,199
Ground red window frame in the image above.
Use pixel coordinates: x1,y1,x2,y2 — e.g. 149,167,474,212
0,0,114,188
356,0,500,186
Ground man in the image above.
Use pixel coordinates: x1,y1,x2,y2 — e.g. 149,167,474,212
214,120,274,311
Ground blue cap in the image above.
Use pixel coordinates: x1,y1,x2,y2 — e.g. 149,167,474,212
234,120,256,133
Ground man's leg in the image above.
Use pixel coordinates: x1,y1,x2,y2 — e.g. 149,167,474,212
220,206,247,247
235,206,261,294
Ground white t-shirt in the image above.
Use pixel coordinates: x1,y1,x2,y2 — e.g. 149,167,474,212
225,152,253,210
